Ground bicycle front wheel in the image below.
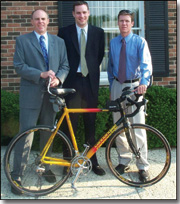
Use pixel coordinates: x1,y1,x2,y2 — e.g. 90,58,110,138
106,123,171,187
4,126,74,197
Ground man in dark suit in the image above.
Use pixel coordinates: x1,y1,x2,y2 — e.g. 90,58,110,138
11,9,69,195
58,1,105,176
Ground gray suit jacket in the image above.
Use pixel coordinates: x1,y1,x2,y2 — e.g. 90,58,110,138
14,32,69,109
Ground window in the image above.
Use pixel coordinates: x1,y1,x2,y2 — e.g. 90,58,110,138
87,1,144,85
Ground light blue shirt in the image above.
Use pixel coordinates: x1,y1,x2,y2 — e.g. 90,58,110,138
107,32,152,89
76,24,88,73
34,31,49,53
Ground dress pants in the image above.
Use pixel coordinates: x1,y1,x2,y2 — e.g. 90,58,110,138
111,79,149,170
63,74,99,166
12,92,56,180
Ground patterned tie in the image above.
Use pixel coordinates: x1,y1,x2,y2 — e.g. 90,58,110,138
118,38,126,84
80,29,88,77
39,35,49,70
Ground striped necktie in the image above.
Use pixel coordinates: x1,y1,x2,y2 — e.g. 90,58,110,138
39,35,49,70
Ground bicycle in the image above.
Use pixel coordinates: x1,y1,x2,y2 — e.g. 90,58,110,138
4,78,171,197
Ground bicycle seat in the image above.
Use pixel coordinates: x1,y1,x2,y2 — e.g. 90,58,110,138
49,87,76,97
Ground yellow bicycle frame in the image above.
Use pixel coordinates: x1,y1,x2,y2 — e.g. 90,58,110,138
39,107,119,167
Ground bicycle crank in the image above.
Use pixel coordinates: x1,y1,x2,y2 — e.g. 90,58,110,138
71,156,92,190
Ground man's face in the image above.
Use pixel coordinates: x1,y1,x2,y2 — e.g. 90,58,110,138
118,15,134,37
31,10,49,35
73,5,90,28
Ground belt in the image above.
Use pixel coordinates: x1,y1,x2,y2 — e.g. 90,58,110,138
76,73,87,77
114,77,139,83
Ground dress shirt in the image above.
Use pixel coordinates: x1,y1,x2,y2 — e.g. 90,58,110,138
76,24,88,73
34,31,49,53
107,32,152,89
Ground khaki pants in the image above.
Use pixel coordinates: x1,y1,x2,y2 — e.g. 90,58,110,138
111,79,149,170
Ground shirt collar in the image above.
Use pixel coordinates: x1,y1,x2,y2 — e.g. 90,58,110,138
34,31,48,42
119,32,133,43
76,24,88,35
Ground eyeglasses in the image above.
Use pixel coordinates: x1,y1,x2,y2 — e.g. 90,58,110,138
119,10,133,15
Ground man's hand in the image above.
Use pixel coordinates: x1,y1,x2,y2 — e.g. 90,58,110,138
135,85,147,94
50,77,61,87
40,70,55,79
40,70,61,87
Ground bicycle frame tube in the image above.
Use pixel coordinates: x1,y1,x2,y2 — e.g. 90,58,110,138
86,116,125,159
40,110,67,159
40,107,109,164
65,107,109,153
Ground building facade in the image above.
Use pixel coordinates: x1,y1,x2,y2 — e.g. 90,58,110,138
1,1,177,92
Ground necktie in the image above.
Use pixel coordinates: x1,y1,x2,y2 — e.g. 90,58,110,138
39,35,49,70
80,29,88,77
118,38,126,84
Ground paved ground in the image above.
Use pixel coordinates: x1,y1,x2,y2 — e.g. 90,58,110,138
1,146,177,200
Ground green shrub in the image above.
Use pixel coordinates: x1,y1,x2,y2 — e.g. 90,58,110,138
1,90,19,144
1,86,177,149
145,86,177,147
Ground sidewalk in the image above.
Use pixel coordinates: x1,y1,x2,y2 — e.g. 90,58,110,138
1,146,176,200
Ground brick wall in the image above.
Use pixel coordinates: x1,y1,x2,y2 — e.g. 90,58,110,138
1,1,58,92
1,1,177,92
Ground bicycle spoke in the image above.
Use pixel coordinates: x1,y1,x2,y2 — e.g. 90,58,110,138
106,124,171,187
4,126,74,196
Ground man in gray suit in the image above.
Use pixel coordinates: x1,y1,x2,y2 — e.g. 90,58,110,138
11,9,69,195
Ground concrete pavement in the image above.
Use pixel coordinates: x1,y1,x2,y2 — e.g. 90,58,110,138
1,146,177,200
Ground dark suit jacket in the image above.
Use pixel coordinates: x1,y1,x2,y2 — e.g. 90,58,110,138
58,24,104,98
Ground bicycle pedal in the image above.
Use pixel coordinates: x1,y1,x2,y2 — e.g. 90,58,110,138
71,183,78,191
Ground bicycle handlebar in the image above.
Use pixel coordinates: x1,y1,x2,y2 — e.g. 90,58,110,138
47,78,56,96
115,86,148,118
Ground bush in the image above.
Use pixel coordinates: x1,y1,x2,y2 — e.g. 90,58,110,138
145,86,177,147
1,86,177,149
1,90,20,144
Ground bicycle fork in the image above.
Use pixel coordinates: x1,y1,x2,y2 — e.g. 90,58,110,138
124,119,141,159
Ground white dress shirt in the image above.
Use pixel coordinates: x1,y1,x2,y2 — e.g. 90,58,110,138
34,31,49,53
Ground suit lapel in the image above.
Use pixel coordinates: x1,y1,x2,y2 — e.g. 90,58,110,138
47,33,54,68
30,32,43,55
70,24,80,54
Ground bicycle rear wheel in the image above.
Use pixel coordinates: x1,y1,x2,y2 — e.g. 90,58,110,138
106,123,171,187
4,126,74,197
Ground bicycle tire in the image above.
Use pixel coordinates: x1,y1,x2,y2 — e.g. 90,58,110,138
106,123,171,187
4,126,74,197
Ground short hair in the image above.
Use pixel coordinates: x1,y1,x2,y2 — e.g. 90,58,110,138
73,1,89,11
118,10,134,22
31,9,49,19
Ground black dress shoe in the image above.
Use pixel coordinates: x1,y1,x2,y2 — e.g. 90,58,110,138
115,164,129,174
92,165,106,176
11,180,22,195
139,170,150,182
43,170,56,183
